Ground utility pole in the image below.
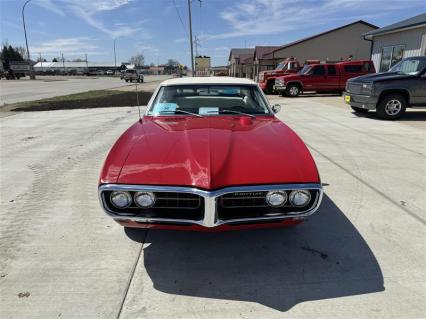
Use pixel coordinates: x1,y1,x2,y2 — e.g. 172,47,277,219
39,52,43,72
22,0,35,79
113,39,117,73
61,52,65,73
187,0,194,76
194,35,200,56
85,53,89,75
187,0,202,77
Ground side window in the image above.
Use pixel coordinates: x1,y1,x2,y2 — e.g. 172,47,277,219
312,65,325,75
327,65,337,75
344,64,363,73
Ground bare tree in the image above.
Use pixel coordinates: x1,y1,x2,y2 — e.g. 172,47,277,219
129,53,145,66
16,46,27,60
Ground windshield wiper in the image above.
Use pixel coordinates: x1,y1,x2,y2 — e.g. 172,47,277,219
159,109,204,118
219,109,256,118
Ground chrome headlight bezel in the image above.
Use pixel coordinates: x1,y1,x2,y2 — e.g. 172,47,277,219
110,191,132,209
265,191,288,207
289,190,311,207
134,191,156,208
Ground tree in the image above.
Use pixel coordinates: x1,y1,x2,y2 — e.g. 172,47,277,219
164,58,180,74
72,58,84,62
129,53,145,66
16,46,27,59
52,58,58,62
0,42,25,62
167,59,179,67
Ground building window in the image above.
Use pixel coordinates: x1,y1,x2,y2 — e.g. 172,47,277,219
379,45,405,72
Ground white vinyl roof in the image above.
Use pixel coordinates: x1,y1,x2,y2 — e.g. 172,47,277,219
160,76,257,86
33,62,116,68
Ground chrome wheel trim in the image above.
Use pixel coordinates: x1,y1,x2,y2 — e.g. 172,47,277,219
289,86,299,96
385,99,402,116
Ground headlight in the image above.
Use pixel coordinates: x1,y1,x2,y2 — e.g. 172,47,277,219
289,190,311,207
110,191,132,208
275,79,284,86
266,191,287,207
134,192,156,208
361,83,374,92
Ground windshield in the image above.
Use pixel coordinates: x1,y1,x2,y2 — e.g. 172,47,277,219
299,65,312,74
275,63,285,70
126,70,136,73
389,58,426,75
148,85,271,116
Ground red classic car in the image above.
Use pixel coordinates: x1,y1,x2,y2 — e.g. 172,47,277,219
98,77,323,231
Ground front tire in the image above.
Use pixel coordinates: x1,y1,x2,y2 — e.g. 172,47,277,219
351,106,369,114
286,83,301,97
377,94,406,120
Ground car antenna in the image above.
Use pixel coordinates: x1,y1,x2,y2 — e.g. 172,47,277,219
135,82,142,122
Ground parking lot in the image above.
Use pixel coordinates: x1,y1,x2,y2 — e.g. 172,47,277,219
0,93,425,318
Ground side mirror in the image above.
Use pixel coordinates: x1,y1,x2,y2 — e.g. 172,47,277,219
272,104,281,113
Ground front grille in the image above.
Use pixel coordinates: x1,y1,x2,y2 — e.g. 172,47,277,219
100,184,323,227
154,192,201,209
220,191,269,208
103,191,204,221
347,82,362,94
217,190,319,221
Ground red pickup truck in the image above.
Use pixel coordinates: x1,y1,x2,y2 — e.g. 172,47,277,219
258,58,303,93
273,60,375,97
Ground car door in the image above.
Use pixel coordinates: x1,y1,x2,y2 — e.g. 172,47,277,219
303,65,326,91
325,65,339,90
410,71,426,105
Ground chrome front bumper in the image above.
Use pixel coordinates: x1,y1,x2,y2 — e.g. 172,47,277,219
98,183,323,228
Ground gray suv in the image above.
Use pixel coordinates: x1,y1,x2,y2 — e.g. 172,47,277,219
344,56,426,119
123,69,144,83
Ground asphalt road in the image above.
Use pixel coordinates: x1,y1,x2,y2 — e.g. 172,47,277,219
0,95,425,318
0,75,170,106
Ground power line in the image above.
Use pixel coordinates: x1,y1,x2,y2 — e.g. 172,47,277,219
172,0,189,37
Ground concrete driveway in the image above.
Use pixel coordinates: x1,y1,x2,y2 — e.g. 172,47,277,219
0,96,424,318
0,75,170,106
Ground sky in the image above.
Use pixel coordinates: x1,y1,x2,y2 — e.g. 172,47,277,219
0,0,424,66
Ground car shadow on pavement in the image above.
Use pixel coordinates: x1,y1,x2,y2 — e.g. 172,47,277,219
125,195,384,312
352,110,426,121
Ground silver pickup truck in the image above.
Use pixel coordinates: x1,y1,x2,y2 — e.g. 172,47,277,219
123,69,144,83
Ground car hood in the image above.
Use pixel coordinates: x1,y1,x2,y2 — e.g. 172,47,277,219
349,71,414,83
105,116,319,190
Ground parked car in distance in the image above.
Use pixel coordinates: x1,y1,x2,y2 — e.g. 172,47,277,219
344,56,426,120
98,77,323,232
123,69,144,83
274,60,376,97
258,57,303,93
106,70,114,76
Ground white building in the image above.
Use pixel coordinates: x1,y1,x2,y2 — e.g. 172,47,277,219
364,13,426,72
33,61,117,74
